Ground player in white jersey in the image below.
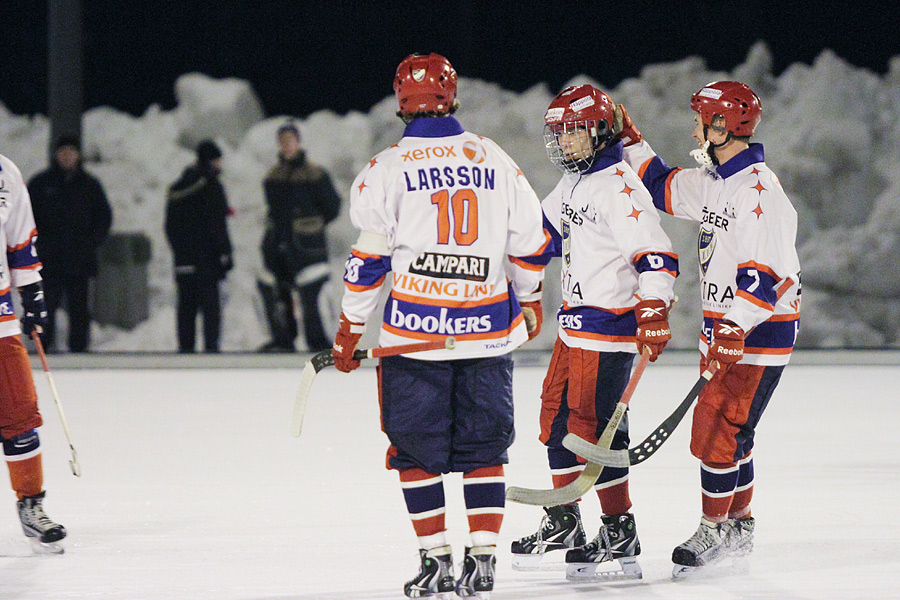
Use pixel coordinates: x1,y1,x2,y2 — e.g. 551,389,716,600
617,81,801,576
0,153,66,551
331,53,550,599
510,85,678,582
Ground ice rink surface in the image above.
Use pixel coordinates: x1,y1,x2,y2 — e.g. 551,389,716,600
1,355,899,599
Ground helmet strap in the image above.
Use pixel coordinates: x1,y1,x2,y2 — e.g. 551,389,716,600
700,124,734,166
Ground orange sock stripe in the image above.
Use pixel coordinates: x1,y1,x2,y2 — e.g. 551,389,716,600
552,470,582,488
729,485,753,518
467,512,503,535
7,454,42,500
595,480,632,515
463,465,504,480
701,493,734,521
411,513,446,538
399,467,440,483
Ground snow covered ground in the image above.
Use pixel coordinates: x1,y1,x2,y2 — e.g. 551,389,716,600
2,41,899,352
1,354,898,599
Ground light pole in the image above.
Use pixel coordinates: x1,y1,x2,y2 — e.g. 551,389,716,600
47,0,83,154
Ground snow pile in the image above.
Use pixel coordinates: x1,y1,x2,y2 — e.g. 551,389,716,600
0,43,897,351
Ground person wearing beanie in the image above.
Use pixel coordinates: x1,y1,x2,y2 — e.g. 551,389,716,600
257,121,341,353
27,135,113,353
164,140,233,353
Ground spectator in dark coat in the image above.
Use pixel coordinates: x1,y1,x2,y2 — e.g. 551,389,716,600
165,140,234,353
258,122,341,352
27,135,113,352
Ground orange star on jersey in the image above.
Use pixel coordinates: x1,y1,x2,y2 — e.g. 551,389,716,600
752,180,766,194
621,183,635,196
628,206,643,220
369,158,378,168
752,202,764,218
358,180,368,193
616,168,626,177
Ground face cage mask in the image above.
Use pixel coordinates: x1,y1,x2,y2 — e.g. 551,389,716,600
543,122,600,175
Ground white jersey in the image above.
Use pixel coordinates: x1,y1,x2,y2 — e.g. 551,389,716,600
341,116,549,360
624,141,801,365
0,154,43,338
542,142,678,353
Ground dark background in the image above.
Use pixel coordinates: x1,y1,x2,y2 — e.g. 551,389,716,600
4,1,897,118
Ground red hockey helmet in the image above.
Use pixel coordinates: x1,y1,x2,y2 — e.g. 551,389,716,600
690,81,762,137
543,85,616,173
393,53,458,117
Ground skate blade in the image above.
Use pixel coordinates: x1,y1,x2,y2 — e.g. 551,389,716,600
511,552,567,572
566,556,642,581
29,538,64,555
673,555,749,580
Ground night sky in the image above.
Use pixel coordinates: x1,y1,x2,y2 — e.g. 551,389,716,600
3,1,897,118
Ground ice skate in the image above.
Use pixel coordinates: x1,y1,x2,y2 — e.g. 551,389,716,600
726,516,755,557
671,517,729,578
455,545,495,599
565,513,642,582
17,492,66,555
404,545,455,599
510,503,585,570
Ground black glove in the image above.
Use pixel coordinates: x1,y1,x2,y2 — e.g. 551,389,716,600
20,282,48,336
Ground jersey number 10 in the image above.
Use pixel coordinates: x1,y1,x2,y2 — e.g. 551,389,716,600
432,189,478,246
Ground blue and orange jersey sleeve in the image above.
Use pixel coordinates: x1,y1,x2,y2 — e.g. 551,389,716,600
633,250,679,278
735,260,780,311
7,229,41,272
508,222,554,271
343,249,392,292
341,249,392,324
637,157,682,215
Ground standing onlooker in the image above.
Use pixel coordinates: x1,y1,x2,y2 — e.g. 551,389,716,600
619,81,801,576
0,151,67,550
27,135,112,353
258,122,341,353
165,140,234,353
509,85,678,582
331,52,550,599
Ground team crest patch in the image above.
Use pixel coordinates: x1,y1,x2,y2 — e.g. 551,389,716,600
463,140,486,164
562,221,571,267
412,68,426,82
698,224,716,275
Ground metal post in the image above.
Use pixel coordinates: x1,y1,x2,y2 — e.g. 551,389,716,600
47,0,83,154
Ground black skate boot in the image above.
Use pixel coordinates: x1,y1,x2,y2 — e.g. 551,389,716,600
565,513,642,581
455,545,495,599
17,491,66,553
510,503,585,570
671,518,729,577
725,516,755,557
403,545,455,599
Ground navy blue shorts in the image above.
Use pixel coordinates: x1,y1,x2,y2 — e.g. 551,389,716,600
378,354,515,474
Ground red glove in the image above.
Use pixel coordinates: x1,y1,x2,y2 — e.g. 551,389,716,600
613,104,642,147
635,299,671,361
520,300,543,341
332,313,365,373
710,321,745,367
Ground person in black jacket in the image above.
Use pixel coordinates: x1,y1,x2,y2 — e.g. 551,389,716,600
27,136,113,353
258,122,341,352
165,140,233,353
